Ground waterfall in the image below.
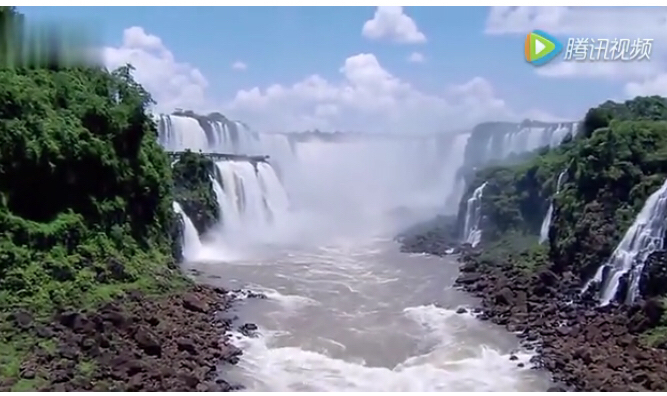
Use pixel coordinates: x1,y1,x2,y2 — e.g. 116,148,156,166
257,162,290,225
584,178,667,306
172,201,202,261
157,114,293,166
501,122,575,158
539,169,567,244
467,122,578,168
462,182,487,247
159,115,210,152
443,133,472,213
212,160,289,235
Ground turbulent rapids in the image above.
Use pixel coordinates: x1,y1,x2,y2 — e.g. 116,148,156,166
162,112,577,391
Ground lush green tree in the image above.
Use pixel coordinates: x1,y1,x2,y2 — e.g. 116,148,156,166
0,63,182,311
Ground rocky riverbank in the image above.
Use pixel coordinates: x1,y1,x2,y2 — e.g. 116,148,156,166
0,285,247,392
398,224,667,391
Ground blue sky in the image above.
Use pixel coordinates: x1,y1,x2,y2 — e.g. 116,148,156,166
17,7,667,134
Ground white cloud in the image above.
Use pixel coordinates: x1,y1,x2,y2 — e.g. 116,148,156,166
103,26,209,113
407,51,425,63
362,6,426,44
103,26,561,134
625,74,667,97
485,6,667,37
225,54,543,134
232,61,247,71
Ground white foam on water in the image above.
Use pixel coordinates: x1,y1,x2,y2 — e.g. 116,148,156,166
227,304,540,392
252,286,320,311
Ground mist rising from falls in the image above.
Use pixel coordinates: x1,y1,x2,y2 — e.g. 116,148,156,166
172,201,202,261
280,137,465,241
539,169,567,244
462,182,487,247
584,178,667,306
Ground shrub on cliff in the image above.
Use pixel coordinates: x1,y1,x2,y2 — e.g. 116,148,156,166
581,96,667,138
172,150,219,235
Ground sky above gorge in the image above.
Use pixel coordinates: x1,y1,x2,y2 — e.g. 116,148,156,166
19,6,667,134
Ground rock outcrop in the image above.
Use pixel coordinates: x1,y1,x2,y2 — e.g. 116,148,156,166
172,150,220,236
1,286,244,392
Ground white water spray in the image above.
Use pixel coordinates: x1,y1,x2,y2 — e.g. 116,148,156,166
584,178,667,305
539,169,567,244
462,182,487,247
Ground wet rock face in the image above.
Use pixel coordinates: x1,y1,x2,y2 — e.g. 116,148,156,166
3,286,243,392
172,151,220,236
640,250,667,299
396,215,460,256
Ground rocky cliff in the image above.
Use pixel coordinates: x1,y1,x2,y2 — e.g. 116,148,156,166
172,150,220,236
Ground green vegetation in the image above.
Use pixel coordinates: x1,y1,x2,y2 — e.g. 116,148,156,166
550,118,667,279
475,231,550,275
460,96,667,345
0,63,186,313
459,133,577,243
461,96,667,278
0,8,193,387
172,150,219,235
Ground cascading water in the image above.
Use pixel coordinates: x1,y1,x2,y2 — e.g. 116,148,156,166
172,201,202,261
584,178,667,306
539,169,567,244
158,113,294,248
462,182,487,247
257,162,290,225
443,133,471,213
157,114,293,165
212,160,290,238
494,122,575,161
468,122,578,169
159,115,210,152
